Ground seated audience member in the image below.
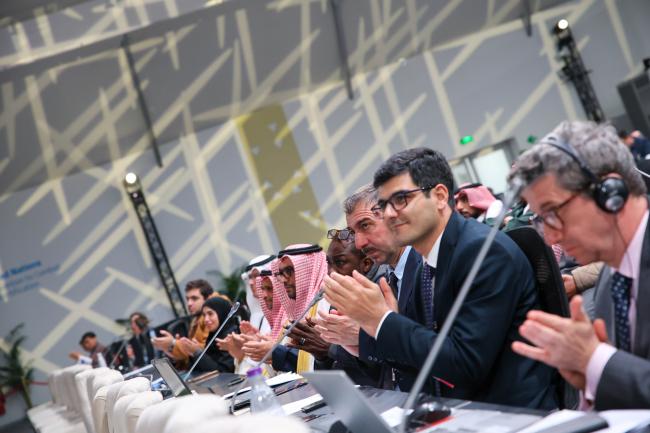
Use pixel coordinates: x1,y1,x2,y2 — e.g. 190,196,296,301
128,312,155,368
454,182,503,226
619,129,650,160
509,121,650,410
220,267,284,376
269,244,330,373
242,255,276,333
69,331,107,367
325,147,557,409
288,231,374,358
188,297,238,373
503,199,534,231
152,279,213,368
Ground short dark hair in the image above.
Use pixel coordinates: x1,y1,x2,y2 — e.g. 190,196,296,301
185,279,214,300
373,147,455,204
80,331,96,345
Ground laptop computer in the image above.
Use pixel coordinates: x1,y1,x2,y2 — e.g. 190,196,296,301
303,371,395,433
151,358,195,398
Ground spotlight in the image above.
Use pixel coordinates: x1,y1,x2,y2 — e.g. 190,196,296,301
124,172,138,185
556,19,569,31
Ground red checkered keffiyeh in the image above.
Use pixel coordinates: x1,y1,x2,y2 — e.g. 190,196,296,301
255,268,287,340
271,244,327,321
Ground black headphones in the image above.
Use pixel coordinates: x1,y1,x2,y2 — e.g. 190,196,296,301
541,134,628,213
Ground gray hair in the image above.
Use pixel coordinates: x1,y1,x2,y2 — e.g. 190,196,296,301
509,120,646,196
343,184,377,215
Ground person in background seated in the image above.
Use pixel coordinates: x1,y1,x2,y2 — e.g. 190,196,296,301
266,244,329,373
152,279,213,368
619,129,650,161
241,255,276,333
69,331,107,367
189,297,238,373
454,183,503,226
219,266,285,376
128,312,155,368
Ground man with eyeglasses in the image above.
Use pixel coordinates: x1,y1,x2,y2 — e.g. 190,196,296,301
267,244,331,373
325,147,557,409
509,121,650,410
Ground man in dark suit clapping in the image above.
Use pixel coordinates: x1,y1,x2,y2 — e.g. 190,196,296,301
324,147,557,409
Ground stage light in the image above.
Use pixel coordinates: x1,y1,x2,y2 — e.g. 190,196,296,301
124,172,138,185
556,19,569,31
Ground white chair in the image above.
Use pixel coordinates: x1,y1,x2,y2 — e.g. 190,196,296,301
123,391,162,433
112,391,161,433
186,414,309,433
91,373,124,433
75,367,111,433
136,394,228,433
105,377,150,433
160,394,229,433
37,365,92,433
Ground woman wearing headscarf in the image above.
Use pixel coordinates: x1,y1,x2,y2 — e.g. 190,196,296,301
189,297,238,373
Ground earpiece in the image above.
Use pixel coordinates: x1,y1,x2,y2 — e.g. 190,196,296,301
541,134,628,213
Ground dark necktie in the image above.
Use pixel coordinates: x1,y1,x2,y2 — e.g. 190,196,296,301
421,264,435,329
610,272,632,352
387,271,399,300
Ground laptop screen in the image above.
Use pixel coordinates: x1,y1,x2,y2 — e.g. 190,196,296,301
152,358,192,397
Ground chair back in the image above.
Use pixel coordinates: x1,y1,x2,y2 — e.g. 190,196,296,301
506,226,577,409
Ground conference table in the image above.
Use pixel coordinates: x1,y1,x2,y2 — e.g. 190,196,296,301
186,371,548,433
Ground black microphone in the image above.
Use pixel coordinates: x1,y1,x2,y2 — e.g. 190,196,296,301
397,178,525,433
229,288,325,413
183,301,241,380
256,287,324,367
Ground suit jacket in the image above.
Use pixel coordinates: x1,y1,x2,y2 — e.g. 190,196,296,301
591,213,650,409
362,212,557,409
358,248,421,374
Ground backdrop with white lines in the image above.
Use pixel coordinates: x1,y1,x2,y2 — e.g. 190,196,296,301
0,0,649,412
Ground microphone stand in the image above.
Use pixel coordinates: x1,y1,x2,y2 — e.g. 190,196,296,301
397,179,525,433
183,302,240,381
108,329,132,370
229,289,324,414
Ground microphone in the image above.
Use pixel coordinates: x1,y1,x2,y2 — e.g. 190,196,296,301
183,301,241,380
397,178,525,433
229,288,325,413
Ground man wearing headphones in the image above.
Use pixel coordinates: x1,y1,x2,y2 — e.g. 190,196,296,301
508,120,650,410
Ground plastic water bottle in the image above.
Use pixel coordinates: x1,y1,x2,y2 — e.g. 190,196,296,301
246,367,285,415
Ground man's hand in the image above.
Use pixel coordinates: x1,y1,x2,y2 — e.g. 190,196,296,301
240,321,260,336
562,274,577,299
287,320,331,360
323,271,392,337
176,337,202,356
512,296,602,375
242,337,274,362
68,351,82,361
314,310,360,346
151,330,174,352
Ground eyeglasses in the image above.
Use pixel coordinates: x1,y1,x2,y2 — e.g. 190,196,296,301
531,193,581,233
327,228,355,241
371,186,434,217
274,265,294,280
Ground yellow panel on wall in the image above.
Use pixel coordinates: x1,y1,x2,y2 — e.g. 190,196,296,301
236,105,323,246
